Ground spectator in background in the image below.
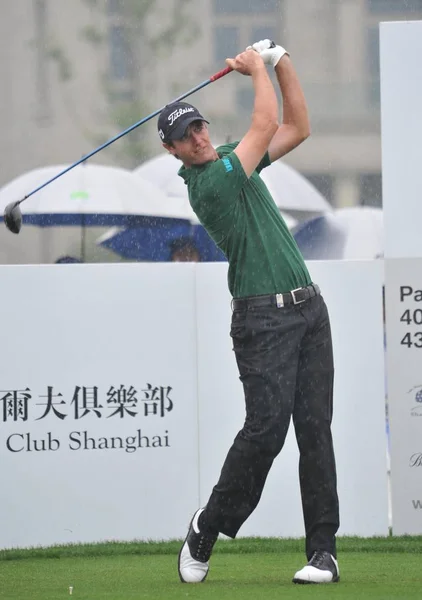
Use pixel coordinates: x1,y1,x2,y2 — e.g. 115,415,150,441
170,238,200,262
55,256,83,264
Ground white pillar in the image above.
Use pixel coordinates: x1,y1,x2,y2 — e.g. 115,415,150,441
381,20,422,535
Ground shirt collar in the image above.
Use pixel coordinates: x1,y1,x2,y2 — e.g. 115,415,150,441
178,155,221,182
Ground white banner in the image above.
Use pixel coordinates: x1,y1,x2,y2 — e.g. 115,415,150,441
0,261,389,549
384,259,422,533
0,264,200,548
196,260,388,537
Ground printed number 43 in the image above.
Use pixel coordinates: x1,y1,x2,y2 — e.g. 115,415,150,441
401,332,422,348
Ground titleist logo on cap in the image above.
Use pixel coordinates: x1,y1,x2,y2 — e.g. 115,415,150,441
168,107,194,126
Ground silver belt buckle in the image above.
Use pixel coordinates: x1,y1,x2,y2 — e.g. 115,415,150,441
291,287,306,305
276,293,284,308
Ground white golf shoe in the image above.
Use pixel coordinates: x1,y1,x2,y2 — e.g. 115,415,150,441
293,550,340,584
178,508,218,583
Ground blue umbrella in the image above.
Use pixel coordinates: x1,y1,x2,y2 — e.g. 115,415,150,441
97,223,226,262
0,164,191,261
293,207,383,260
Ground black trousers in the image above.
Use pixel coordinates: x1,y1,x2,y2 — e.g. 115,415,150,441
202,290,340,560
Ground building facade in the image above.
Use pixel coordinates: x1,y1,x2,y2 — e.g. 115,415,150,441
1,0,422,208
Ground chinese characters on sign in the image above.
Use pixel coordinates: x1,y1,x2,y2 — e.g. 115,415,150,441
0,384,174,424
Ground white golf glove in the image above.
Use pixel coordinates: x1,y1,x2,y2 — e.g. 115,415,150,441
246,39,289,67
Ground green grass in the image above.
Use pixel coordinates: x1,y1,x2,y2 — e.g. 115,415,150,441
1,537,422,600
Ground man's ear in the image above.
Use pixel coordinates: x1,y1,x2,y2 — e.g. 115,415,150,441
163,142,176,156
162,141,180,161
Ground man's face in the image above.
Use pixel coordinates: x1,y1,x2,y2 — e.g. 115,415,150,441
171,246,200,262
163,121,217,166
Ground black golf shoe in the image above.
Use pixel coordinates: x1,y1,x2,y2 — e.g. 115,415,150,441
293,550,340,584
178,508,218,583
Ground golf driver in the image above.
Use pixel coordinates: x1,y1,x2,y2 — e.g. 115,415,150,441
3,65,232,234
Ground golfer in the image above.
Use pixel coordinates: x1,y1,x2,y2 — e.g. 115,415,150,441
158,39,340,586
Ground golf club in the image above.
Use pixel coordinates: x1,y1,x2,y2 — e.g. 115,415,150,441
3,65,232,234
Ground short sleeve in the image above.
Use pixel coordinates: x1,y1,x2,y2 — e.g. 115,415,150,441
255,151,271,174
216,142,271,174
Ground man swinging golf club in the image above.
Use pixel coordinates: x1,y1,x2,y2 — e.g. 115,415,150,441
159,39,340,585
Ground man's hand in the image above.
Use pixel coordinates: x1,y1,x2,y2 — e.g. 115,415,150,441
246,39,289,68
226,48,266,76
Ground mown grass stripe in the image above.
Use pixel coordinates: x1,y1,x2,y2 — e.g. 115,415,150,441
1,535,422,561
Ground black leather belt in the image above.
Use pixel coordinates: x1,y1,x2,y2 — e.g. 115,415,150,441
232,284,320,310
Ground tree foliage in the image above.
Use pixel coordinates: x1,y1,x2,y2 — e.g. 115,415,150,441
57,0,198,166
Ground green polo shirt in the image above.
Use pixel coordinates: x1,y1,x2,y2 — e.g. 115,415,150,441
178,141,311,298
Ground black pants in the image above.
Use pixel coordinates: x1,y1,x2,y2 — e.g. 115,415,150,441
202,290,339,560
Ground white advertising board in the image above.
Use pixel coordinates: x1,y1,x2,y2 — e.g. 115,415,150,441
384,259,422,533
196,260,389,538
0,260,389,550
0,264,199,549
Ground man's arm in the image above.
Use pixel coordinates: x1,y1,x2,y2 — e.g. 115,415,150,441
225,50,279,178
247,39,310,163
267,55,310,162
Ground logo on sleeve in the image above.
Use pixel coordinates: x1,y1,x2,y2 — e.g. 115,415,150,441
222,157,233,173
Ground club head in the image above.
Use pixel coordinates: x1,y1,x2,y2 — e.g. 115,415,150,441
4,201,23,234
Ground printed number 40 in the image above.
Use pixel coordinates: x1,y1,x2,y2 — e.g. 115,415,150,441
400,309,422,325
401,332,422,348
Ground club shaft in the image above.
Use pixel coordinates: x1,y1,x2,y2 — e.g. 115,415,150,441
18,66,232,206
